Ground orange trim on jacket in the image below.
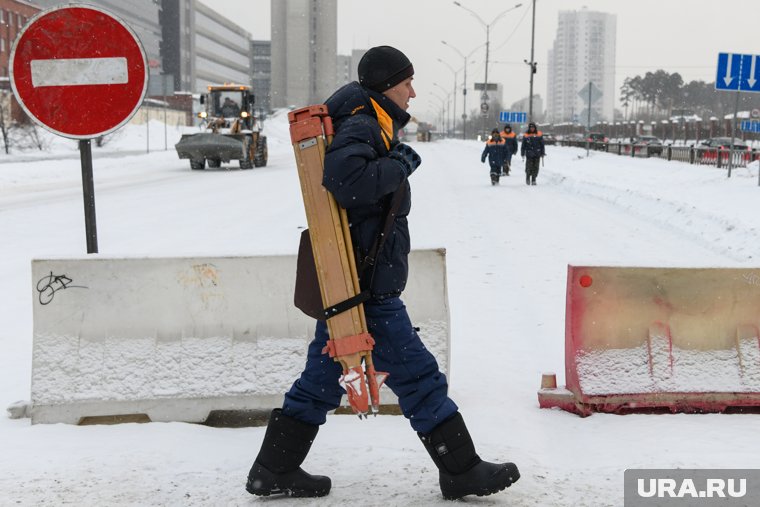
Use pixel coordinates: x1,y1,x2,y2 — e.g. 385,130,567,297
369,97,393,150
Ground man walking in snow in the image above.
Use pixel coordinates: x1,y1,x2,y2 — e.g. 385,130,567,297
482,128,506,185
246,45,520,501
501,124,518,176
521,122,545,185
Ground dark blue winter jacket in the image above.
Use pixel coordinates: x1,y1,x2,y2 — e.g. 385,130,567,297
521,131,546,159
502,131,518,156
481,136,506,169
323,82,412,297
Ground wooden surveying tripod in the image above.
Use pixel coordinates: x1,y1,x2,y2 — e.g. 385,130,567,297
288,105,388,417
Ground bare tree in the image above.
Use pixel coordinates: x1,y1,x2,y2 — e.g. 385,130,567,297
0,90,12,154
11,123,52,151
94,128,124,148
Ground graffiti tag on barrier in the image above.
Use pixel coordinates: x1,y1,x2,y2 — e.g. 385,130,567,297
36,272,88,305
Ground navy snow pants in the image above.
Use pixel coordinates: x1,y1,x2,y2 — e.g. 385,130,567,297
282,296,458,434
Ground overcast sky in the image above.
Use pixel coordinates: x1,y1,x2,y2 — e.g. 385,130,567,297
204,0,759,122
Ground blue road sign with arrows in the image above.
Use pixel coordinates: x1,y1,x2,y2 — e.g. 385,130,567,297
740,120,760,133
716,53,760,92
499,111,527,123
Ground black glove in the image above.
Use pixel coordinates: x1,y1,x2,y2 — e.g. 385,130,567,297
388,143,422,177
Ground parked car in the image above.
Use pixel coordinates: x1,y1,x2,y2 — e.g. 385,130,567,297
699,137,748,150
587,132,608,150
697,137,751,163
632,135,664,155
542,132,556,145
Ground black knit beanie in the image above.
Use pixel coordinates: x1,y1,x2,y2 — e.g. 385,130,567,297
358,46,414,93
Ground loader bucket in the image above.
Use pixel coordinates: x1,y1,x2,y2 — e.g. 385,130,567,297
538,266,760,416
175,133,246,162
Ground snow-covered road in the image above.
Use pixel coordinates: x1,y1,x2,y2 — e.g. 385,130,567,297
1,114,758,506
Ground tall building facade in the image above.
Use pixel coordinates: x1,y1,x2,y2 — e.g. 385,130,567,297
1,0,40,77
162,0,251,94
336,54,351,89
0,0,40,123
189,1,250,92
547,8,616,124
349,49,367,84
251,40,272,113
270,0,337,108
510,95,544,123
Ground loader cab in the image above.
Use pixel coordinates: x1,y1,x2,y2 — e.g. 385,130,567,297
213,91,242,118
202,85,256,129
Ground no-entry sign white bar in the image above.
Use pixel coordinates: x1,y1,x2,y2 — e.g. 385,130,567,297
30,57,128,87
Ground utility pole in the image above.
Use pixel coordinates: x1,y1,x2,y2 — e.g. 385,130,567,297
528,0,537,121
462,62,468,139
482,24,492,137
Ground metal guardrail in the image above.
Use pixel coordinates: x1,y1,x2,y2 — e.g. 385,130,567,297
557,140,760,169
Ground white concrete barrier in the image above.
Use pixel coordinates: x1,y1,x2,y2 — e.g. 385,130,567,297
31,250,450,424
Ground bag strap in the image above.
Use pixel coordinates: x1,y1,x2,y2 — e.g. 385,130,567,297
320,180,408,319
358,181,407,279
320,290,372,319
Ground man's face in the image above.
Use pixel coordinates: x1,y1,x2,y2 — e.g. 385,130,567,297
383,77,416,111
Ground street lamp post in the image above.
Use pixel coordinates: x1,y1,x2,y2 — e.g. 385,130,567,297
442,41,481,140
428,99,445,134
432,92,448,134
525,0,537,122
453,1,522,137
433,83,451,135
437,58,458,137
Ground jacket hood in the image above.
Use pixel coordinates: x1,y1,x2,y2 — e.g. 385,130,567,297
324,81,411,132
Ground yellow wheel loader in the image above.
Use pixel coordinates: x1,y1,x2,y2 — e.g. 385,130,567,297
175,84,268,170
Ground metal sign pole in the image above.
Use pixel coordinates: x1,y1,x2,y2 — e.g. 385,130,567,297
586,81,592,157
163,77,168,151
728,89,740,177
146,104,150,154
78,139,98,253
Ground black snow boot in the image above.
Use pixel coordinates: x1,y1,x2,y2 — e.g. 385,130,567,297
246,409,331,498
490,172,500,185
525,173,530,185
418,412,519,500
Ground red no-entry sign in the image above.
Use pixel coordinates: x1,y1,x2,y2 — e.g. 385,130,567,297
10,6,149,254
10,5,148,139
